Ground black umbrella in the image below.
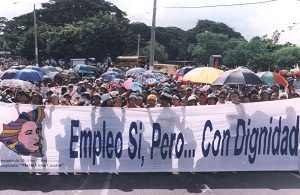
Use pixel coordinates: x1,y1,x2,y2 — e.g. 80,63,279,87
212,67,264,85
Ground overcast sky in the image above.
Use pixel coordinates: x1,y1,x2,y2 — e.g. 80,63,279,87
1,0,300,45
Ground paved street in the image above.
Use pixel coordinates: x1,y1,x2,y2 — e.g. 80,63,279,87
0,171,300,195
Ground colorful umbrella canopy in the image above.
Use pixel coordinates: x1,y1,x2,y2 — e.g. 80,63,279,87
256,71,288,85
183,67,224,84
125,67,146,77
212,67,264,85
13,69,44,82
134,71,169,85
0,69,20,79
0,79,36,91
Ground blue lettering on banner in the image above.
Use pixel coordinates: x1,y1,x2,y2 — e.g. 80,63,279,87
202,116,299,164
69,120,123,165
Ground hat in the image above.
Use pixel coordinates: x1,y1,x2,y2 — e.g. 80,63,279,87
147,94,158,100
279,92,288,99
188,95,197,102
101,93,112,103
136,95,143,100
186,87,193,91
110,91,119,98
287,77,295,82
78,81,84,84
207,93,217,99
68,84,73,88
129,93,137,99
163,87,171,93
100,84,107,89
159,91,172,101
163,83,170,87
93,93,101,98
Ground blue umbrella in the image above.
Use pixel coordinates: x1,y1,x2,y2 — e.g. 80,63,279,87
41,66,59,75
24,65,46,75
73,64,96,74
13,69,44,82
0,69,20,79
9,65,25,70
125,67,146,77
101,71,124,81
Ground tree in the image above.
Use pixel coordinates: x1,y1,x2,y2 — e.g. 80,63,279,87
274,46,300,70
140,42,168,63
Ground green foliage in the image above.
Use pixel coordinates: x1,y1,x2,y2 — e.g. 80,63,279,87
140,42,168,63
1,0,300,71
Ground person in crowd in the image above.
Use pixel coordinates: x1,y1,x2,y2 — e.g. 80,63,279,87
293,92,300,98
113,97,123,107
50,94,60,105
216,91,226,105
271,84,280,96
146,94,157,108
259,90,270,101
206,93,217,105
285,77,295,98
91,93,101,107
187,95,198,106
250,94,259,102
271,93,279,101
279,92,288,100
63,94,74,106
123,94,140,108
182,87,193,106
44,91,54,105
31,92,43,105
136,94,145,108
241,96,251,103
157,92,172,107
101,93,113,107
20,93,31,104
67,84,79,102
171,94,182,107
227,90,240,105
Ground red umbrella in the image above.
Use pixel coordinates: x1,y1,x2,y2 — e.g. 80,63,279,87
278,69,289,76
256,71,288,85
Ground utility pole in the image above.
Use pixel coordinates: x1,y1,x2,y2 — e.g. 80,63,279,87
33,4,39,66
137,34,140,56
149,0,157,70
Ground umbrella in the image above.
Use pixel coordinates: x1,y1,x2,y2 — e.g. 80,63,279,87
0,69,20,79
278,69,289,76
174,67,194,78
41,66,60,75
101,71,124,81
125,67,146,77
183,67,224,84
9,65,25,70
24,65,46,75
45,72,68,83
212,67,264,85
13,69,44,82
256,71,288,86
107,67,125,74
60,70,80,79
0,79,36,91
73,64,97,74
134,71,169,85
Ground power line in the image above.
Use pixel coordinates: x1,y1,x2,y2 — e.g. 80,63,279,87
159,0,279,9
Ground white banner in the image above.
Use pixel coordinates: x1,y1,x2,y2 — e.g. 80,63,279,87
0,99,299,172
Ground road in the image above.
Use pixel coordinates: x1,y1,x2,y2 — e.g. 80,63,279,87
0,171,300,195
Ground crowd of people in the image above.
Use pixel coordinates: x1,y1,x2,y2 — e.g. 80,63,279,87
0,65,300,109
